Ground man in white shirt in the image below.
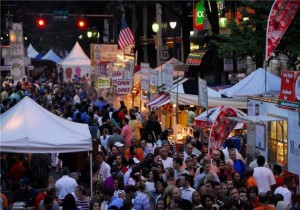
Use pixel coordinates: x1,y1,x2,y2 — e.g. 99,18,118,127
253,156,276,193
158,147,173,169
249,150,270,168
95,151,111,181
179,173,196,202
55,167,78,200
274,176,293,205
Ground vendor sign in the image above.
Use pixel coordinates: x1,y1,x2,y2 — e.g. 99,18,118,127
141,62,150,91
116,79,132,95
97,77,110,89
278,70,300,110
111,70,123,86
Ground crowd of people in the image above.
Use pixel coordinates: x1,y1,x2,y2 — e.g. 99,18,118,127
0,75,299,210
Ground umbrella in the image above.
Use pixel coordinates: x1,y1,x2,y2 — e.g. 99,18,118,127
195,106,247,129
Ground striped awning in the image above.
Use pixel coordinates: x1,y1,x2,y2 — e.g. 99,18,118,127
185,48,210,66
145,93,170,111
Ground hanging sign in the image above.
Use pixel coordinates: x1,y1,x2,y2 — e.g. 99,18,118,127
116,79,132,95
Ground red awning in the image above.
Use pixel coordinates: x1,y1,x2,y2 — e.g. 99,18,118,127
145,93,170,111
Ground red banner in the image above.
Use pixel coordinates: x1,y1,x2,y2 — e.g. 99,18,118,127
266,0,300,61
208,107,237,155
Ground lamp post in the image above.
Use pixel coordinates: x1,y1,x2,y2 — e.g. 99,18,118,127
152,21,160,68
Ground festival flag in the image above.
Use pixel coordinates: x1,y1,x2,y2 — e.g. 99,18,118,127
118,17,135,50
265,0,300,61
208,106,238,156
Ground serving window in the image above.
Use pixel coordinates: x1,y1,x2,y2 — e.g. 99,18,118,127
268,120,288,167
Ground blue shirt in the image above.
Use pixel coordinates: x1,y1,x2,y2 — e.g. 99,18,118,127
134,191,151,210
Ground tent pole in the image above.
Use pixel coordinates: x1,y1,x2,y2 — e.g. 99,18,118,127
89,151,93,196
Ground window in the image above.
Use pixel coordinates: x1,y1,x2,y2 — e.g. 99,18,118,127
268,120,288,167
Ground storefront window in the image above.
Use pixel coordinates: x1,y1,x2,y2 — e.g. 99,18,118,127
268,120,288,167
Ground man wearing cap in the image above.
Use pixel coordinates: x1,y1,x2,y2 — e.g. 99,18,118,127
13,177,38,210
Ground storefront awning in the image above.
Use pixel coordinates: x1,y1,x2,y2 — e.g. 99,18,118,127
145,93,170,111
185,48,210,66
227,115,286,123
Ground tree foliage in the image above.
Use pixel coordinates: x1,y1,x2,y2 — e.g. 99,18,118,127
208,1,300,70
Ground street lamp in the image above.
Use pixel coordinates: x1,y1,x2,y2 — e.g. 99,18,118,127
152,22,159,33
169,21,177,59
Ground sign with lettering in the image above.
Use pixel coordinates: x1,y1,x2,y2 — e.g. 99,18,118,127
164,64,173,90
116,79,132,95
111,70,123,86
141,63,150,91
278,70,300,111
97,77,110,89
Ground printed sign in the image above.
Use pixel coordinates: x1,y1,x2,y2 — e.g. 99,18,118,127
111,71,123,86
164,64,173,90
198,77,208,109
278,70,300,110
10,23,25,82
116,79,132,95
97,77,110,89
141,63,150,91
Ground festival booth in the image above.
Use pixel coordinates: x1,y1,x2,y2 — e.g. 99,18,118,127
218,68,281,97
58,42,91,82
41,49,62,63
0,96,94,192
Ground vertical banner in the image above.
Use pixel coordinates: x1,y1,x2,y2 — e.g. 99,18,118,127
266,0,300,60
141,62,150,91
150,69,158,93
208,107,238,155
194,0,205,30
198,77,208,109
10,23,25,82
164,64,173,90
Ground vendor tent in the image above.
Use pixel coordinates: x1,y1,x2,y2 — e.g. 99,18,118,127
41,49,62,63
27,44,39,58
169,78,247,109
219,68,281,97
0,96,92,153
58,42,91,81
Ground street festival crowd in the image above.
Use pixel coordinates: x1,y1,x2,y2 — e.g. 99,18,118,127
0,73,299,210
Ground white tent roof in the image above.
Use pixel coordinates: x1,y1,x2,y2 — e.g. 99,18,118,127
27,44,39,58
41,49,62,63
219,68,281,97
58,42,90,66
0,96,92,153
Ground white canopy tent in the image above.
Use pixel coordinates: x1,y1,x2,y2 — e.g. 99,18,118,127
58,42,91,81
0,96,92,153
0,96,93,193
41,49,62,63
27,44,39,58
219,68,281,97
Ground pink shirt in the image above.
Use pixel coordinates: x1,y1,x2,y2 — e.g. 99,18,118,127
121,124,133,147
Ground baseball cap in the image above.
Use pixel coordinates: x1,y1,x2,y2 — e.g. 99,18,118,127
114,142,124,147
133,157,140,164
19,177,30,185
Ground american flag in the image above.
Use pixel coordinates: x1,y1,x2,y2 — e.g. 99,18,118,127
118,17,135,50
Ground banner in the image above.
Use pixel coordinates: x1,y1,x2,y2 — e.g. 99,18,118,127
278,70,300,110
116,79,132,95
150,69,158,93
266,0,300,60
208,107,238,155
164,64,173,90
10,23,25,82
198,77,208,109
141,63,150,91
